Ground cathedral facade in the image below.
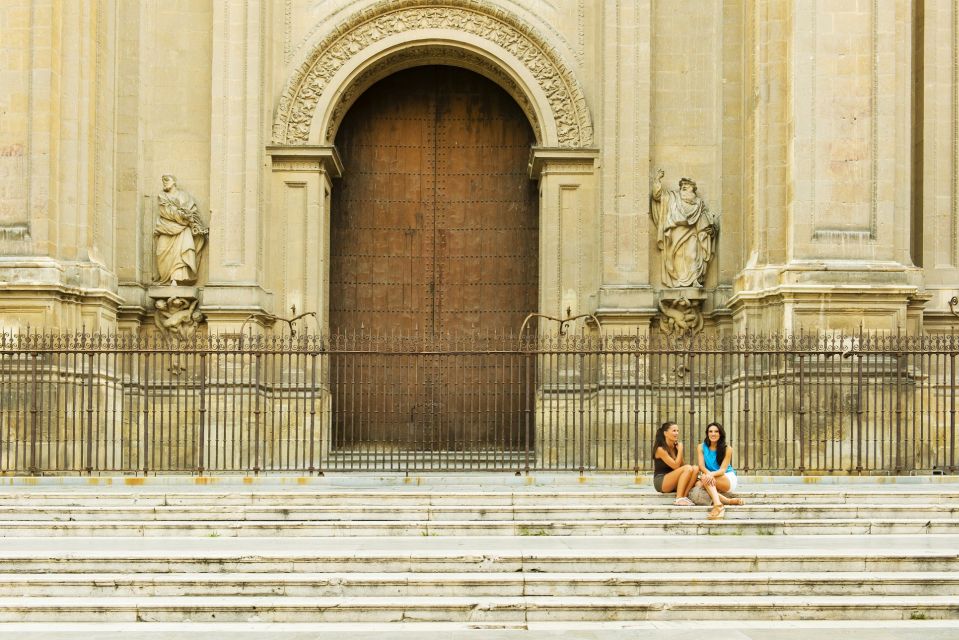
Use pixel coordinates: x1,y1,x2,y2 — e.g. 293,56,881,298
0,0,953,337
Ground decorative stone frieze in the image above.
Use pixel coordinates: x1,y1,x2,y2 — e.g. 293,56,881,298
273,0,592,148
324,45,540,144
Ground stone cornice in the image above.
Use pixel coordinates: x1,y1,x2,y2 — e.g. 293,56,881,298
266,145,344,177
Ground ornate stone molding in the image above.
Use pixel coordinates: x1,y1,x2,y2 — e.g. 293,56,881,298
273,0,592,148
324,45,540,144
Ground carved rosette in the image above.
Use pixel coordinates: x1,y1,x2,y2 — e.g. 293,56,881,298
273,0,592,148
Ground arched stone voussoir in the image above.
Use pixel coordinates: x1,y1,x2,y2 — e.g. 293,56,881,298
273,0,593,149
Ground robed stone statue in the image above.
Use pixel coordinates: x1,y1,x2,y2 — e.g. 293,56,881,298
154,174,208,285
650,169,719,288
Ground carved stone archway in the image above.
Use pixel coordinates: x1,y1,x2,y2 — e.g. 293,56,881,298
272,0,593,148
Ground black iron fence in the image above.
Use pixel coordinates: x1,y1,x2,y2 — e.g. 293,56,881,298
0,331,956,474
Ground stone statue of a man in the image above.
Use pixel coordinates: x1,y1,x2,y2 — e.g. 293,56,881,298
154,174,208,285
650,169,719,288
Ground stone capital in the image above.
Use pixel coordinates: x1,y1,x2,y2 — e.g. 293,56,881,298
528,147,599,179
266,145,344,177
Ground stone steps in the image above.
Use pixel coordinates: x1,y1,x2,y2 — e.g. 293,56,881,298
0,504,955,521
0,518,957,536
1,621,958,640
0,547,955,573
1,490,957,506
0,477,956,634
1,595,957,623
3,571,957,597
0,620,959,640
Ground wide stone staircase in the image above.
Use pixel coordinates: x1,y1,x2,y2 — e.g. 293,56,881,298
0,475,957,639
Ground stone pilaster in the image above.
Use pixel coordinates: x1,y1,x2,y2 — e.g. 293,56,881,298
919,0,959,333
529,148,600,325
204,0,272,331
265,146,341,334
731,0,923,333
0,0,119,332
596,0,655,323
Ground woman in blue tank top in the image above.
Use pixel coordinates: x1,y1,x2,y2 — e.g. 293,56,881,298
696,422,744,519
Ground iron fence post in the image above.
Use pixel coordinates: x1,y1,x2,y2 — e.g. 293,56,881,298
85,352,94,474
198,353,207,474
578,352,586,474
253,352,261,475
687,339,696,446
895,348,903,474
524,341,532,474
142,353,150,475
743,349,750,473
798,352,806,474
29,351,38,475
951,350,956,473
308,352,318,475
856,352,864,474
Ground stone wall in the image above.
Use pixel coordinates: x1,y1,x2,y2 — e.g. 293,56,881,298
0,0,956,336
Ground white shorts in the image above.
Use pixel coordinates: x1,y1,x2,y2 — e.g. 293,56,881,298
724,472,738,492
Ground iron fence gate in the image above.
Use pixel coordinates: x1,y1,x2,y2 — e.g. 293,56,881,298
0,331,956,474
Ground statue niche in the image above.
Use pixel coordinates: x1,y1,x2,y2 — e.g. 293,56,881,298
650,169,720,335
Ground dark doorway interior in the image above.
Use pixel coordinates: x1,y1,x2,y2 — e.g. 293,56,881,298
330,65,538,450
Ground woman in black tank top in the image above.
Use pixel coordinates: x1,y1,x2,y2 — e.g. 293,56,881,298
652,421,699,506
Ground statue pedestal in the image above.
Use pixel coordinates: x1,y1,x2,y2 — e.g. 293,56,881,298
148,285,199,303
148,286,204,346
657,288,707,335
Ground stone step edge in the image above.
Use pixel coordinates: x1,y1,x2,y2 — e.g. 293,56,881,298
0,623,955,640
2,550,955,560
1,504,955,511
3,475,958,487
2,490,958,497
2,594,958,604
2,570,956,584
0,507,959,537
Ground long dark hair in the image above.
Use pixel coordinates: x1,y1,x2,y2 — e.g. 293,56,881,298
653,421,678,460
704,421,727,465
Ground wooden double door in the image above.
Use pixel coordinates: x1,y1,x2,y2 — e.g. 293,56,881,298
330,66,538,449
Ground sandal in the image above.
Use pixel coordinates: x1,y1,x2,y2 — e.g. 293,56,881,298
707,505,725,520
725,498,745,506
673,497,694,507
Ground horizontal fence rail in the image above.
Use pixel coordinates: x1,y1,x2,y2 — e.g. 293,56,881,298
0,331,956,475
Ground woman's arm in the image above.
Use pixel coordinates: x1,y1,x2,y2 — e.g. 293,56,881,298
705,447,733,479
696,445,711,485
654,443,684,470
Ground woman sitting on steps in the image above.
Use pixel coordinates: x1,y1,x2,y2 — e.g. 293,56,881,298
652,421,700,506
696,421,745,520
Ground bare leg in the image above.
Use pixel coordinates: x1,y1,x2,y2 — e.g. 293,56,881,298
703,482,723,507
658,466,690,493
712,476,743,505
675,466,696,497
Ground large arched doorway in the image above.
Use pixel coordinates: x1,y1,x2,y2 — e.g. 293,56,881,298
329,66,538,454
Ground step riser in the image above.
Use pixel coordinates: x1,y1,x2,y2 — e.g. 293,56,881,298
0,522,955,536
5,583,958,597
2,495,958,506
1,558,955,573
0,507,953,520
2,605,957,623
